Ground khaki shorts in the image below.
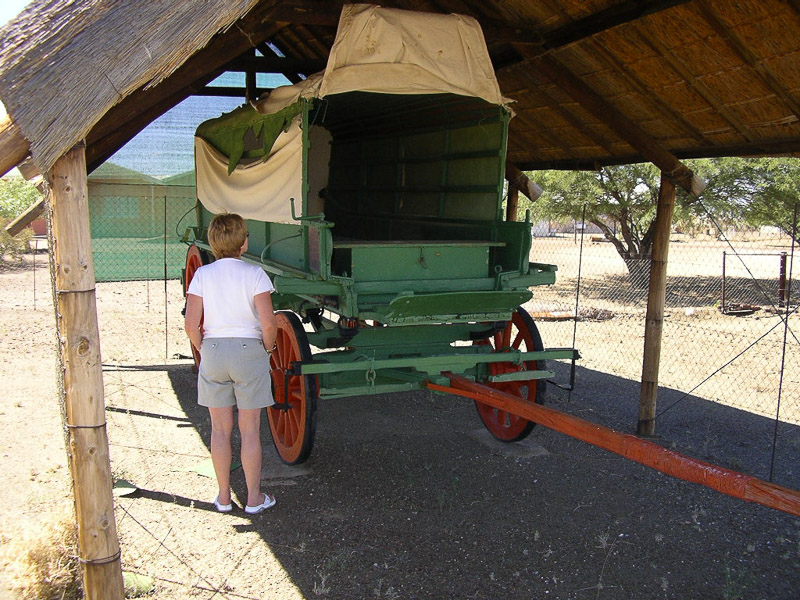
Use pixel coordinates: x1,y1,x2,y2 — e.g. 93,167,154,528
197,338,274,409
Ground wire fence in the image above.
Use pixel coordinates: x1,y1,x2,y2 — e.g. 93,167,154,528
88,183,197,282
527,224,798,487
83,184,799,488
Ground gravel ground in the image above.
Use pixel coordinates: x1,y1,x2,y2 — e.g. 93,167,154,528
1,254,798,599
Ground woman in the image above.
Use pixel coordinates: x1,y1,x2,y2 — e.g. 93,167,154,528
184,213,278,515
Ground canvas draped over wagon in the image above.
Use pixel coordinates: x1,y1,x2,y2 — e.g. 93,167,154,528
193,3,507,224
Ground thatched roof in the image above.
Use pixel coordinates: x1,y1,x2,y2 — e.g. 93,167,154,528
1,0,798,187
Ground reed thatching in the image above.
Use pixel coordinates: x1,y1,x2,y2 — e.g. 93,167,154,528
0,0,798,176
0,0,259,174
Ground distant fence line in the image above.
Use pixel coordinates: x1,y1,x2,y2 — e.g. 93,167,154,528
529,228,797,487
89,184,197,282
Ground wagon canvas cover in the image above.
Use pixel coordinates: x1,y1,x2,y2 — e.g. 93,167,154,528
194,3,505,224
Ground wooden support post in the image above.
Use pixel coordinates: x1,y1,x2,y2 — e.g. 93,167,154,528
48,144,124,600
506,184,519,222
637,173,676,436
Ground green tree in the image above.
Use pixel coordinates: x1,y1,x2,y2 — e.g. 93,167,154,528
523,158,800,285
526,163,666,285
0,176,41,219
692,157,800,240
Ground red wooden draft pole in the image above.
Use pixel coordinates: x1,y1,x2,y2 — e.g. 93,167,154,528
427,373,800,518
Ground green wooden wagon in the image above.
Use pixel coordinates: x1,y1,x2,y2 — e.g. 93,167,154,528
183,5,576,464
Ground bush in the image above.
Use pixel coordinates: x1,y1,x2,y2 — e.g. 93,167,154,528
0,219,33,262
0,176,41,219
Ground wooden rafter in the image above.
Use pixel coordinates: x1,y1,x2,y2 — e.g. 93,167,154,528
631,24,759,144
225,54,326,75
585,39,714,148
510,67,620,157
696,2,800,120
490,0,691,64
532,53,705,196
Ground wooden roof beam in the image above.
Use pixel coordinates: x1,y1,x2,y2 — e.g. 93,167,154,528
506,163,543,201
225,54,326,75
533,53,705,196
514,137,800,171
696,2,800,120
633,26,758,144
257,0,693,54
490,0,691,57
586,39,714,148
0,115,29,177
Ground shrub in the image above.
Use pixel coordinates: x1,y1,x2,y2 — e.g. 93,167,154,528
0,219,33,262
0,176,41,219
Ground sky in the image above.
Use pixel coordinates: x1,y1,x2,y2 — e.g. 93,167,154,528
0,0,28,26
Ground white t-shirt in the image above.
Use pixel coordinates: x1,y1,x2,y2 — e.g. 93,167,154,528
187,258,275,339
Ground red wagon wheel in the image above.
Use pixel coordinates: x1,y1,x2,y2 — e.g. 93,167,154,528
472,306,546,442
267,311,318,465
184,245,208,369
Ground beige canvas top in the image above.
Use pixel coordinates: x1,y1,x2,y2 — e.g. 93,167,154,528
196,3,506,223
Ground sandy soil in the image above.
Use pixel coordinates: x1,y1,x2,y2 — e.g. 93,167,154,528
1,252,799,599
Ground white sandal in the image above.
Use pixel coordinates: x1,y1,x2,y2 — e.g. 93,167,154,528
213,496,233,513
244,493,276,514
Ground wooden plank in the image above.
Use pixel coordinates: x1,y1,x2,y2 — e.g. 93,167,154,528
4,197,44,236
49,144,124,600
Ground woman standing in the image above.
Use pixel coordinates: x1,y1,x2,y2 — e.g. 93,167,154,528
184,213,278,514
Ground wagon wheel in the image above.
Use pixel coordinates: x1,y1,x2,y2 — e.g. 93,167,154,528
472,306,546,442
267,311,318,465
184,245,208,370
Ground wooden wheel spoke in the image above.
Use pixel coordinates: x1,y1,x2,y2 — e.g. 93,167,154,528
472,307,545,443
266,311,317,465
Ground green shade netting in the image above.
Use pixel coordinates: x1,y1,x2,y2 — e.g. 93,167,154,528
195,100,303,174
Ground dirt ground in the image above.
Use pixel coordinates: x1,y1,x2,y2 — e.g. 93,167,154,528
1,252,799,599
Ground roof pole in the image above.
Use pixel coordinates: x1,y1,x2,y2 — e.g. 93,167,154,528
48,142,124,599
637,172,676,436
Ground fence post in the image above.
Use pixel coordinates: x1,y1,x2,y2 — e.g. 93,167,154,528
48,143,125,599
778,252,787,308
637,173,676,436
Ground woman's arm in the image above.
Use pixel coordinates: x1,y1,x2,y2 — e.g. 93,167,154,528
184,293,204,351
254,291,277,352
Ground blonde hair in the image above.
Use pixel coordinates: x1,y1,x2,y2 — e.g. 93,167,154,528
207,213,247,259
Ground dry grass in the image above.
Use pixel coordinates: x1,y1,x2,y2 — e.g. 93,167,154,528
4,508,82,600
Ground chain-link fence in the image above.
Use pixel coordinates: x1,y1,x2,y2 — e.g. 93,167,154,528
88,178,197,282
527,223,798,488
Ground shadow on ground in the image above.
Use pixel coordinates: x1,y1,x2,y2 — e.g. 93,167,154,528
109,360,800,599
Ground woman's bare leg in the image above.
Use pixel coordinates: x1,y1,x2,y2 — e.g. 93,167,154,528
208,406,235,504
238,407,264,507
